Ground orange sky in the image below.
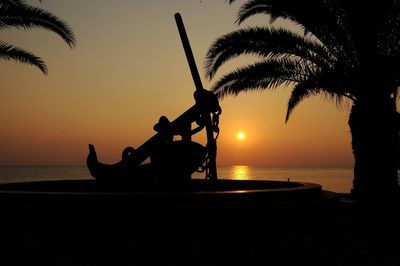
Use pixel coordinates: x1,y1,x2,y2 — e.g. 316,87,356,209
0,0,354,166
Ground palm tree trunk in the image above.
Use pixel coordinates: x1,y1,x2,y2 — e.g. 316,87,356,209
349,99,399,199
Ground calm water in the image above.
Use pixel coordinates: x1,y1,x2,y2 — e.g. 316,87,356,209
0,165,353,193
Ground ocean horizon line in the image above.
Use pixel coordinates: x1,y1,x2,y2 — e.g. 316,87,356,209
0,165,354,192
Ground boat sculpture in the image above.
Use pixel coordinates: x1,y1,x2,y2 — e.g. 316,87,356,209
87,13,221,183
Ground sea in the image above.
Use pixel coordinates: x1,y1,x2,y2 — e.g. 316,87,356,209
0,165,353,193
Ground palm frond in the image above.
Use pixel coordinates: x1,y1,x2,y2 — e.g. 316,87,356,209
211,58,303,98
233,0,356,63
0,0,26,7
205,26,333,80
285,75,350,122
0,4,76,48
236,0,284,24
285,80,318,122
0,41,47,74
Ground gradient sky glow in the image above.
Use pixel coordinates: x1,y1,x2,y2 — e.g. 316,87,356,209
0,0,354,166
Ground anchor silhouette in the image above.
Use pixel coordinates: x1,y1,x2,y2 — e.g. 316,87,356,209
87,13,221,183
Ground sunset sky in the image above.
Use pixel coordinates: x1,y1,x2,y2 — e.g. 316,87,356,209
0,0,353,166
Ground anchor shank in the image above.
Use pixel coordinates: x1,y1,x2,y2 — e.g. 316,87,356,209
174,13,218,180
174,13,203,92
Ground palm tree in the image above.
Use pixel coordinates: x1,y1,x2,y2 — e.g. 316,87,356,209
0,0,75,74
206,0,400,199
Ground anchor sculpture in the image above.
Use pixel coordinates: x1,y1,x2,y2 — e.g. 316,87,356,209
87,13,221,183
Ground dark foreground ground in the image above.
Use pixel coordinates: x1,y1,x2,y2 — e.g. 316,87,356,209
0,194,399,266
0,179,396,266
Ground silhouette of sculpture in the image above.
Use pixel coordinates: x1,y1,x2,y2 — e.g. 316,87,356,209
87,13,221,183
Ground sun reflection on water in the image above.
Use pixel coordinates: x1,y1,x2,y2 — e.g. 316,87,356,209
232,165,250,180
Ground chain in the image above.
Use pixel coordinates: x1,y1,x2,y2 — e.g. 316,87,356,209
196,110,221,178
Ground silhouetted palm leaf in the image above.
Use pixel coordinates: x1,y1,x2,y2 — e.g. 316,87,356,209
284,70,350,122
0,3,76,47
205,27,332,80
0,0,25,6
236,0,285,24
0,0,75,73
236,1,351,48
212,58,302,98
285,80,319,122
0,41,47,73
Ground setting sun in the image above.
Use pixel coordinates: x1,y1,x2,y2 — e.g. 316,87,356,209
237,132,246,141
